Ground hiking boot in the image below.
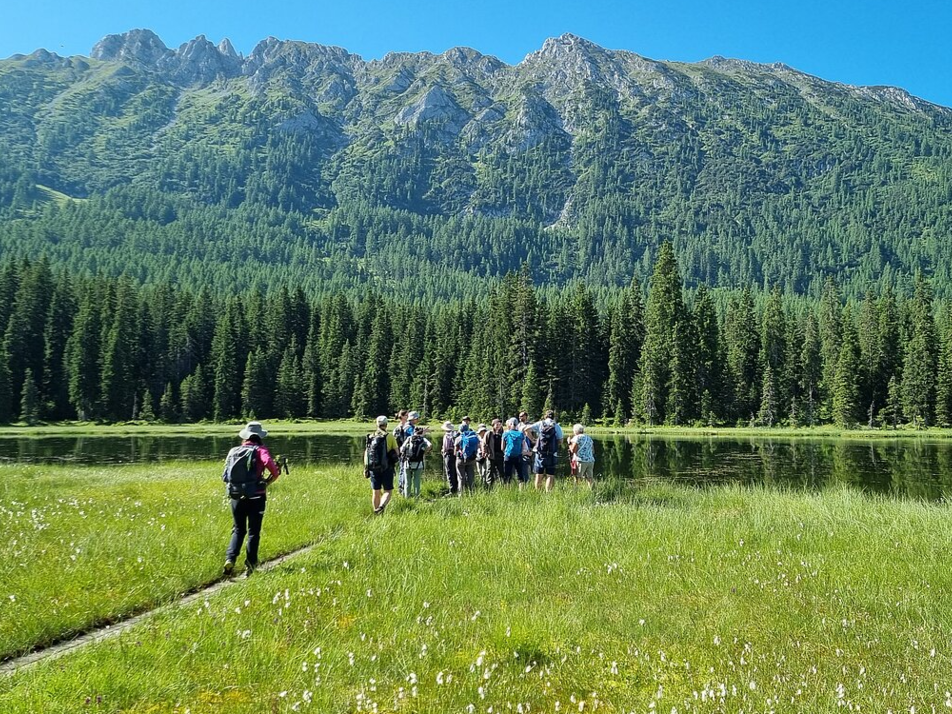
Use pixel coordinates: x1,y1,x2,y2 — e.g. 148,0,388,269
245,563,257,576
223,559,235,577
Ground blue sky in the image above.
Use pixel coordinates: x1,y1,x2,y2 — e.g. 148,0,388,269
4,0,950,107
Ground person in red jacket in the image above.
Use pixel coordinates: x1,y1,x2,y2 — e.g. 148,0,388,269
222,421,281,576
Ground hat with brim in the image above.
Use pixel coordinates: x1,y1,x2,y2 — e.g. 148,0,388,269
239,421,268,440
442,421,455,432
477,424,488,433
408,410,421,421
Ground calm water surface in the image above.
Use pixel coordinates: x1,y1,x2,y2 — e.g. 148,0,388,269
4,433,952,500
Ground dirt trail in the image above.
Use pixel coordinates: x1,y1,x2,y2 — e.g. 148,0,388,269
0,543,319,676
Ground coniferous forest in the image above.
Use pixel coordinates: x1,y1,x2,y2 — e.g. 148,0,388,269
2,244,951,429
3,32,952,429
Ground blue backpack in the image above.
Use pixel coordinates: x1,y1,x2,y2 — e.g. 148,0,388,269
503,430,524,459
458,430,479,462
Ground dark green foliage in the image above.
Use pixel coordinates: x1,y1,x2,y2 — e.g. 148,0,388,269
3,41,952,301
724,289,760,422
832,307,862,428
19,367,39,425
638,243,689,425
0,246,949,428
901,276,938,426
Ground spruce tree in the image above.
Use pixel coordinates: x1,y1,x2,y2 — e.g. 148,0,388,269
604,280,644,421
818,278,842,420
99,280,140,421
831,307,861,428
65,285,102,421
885,376,902,429
159,383,177,423
521,358,544,418
2,259,53,409
724,289,759,423
241,349,272,418
210,298,245,421
901,276,937,427
180,365,208,422
638,242,686,424
42,276,75,420
139,390,156,422
692,284,723,422
19,368,39,425
759,286,787,413
799,314,822,427
275,346,305,419
757,364,778,427
0,349,11,423
935,307,952,427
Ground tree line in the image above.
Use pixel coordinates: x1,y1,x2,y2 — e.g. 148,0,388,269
1,245,951,428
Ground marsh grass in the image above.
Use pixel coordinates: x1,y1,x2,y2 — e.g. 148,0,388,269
2,472,952,712
0,461,363,659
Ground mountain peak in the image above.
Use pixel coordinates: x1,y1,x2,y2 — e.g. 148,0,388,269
91,29,168,64
218,38,239,59
539,34,605,57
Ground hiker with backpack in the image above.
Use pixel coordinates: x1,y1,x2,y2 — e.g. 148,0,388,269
568,423,596,488
393,409,411,494
221,421,282,576
365,415,400,514
441,421,459,494
518,411,535,470
455,422,480,493
400,423,432,498
476,424,490,487
484,418,505,487
502,417,528,487
529,410,564,492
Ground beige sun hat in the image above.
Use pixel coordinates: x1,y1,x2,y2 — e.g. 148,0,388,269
441,420,455,431
239,421,268,440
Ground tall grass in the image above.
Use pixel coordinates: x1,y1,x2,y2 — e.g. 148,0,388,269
0,461,363,659
3,476,952,712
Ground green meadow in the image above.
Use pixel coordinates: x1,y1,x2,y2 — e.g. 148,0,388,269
2,460,952,712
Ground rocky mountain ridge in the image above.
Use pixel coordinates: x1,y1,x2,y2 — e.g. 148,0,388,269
2,29,952,297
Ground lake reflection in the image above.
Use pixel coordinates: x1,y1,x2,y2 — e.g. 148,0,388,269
3,433,952,500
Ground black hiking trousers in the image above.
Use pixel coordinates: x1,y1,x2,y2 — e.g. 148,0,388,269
227,495,266,568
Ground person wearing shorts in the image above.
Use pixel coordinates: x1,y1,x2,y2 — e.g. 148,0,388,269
365,415,399,514
530,410,563,492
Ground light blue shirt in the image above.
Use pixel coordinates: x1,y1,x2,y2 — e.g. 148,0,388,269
530,419,563,441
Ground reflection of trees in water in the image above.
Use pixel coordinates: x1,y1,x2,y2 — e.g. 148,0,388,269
600,436,628,478
7,434,952,501
891,440,942,500
757,439,780,486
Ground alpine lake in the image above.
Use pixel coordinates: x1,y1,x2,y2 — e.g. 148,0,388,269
4,430,952,501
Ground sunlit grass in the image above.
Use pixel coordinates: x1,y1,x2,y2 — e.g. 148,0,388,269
3,472,952,712
0,461,362,659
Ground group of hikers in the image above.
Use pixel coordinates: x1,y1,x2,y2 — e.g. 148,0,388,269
218,413,597,575
363,409,597,515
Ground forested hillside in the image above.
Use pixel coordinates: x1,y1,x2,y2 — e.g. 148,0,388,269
2,249,949,428
1,30,952,299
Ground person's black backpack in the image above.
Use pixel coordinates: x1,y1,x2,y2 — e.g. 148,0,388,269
536,421,558,455
223,444,263,499
366,432,390,474
403,433,427,463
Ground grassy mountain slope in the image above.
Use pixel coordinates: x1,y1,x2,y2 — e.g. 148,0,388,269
1,31,951,298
